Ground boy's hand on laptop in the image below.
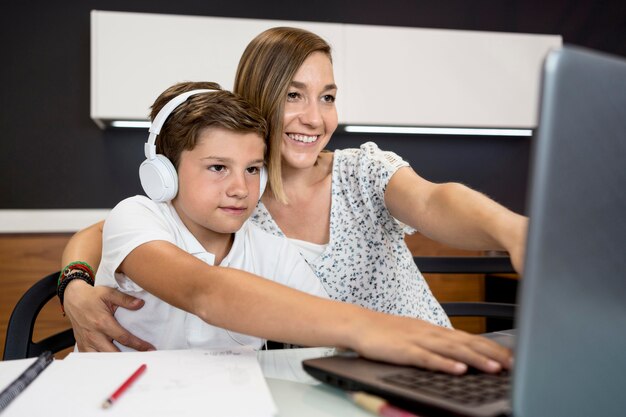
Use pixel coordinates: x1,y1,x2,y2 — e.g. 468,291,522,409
352,311,513,375
64,280,156,352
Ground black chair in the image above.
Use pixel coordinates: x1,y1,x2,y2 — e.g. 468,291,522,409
3,271,75,360
414,256,517,320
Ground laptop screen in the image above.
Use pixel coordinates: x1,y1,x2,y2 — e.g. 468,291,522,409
513,45,626,417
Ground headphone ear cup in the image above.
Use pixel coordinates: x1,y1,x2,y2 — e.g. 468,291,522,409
259,166,268,199
139,155,178,202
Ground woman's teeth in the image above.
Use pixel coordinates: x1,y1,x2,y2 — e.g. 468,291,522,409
288,133,318,143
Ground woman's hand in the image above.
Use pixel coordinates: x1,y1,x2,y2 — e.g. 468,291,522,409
63,280,155,352
350,310,513,375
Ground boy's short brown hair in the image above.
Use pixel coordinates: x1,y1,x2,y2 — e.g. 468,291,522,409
150,81,268,168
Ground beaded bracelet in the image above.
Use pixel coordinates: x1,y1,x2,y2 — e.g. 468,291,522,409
57,261,96,314
58,261,95,287
57,269,94,311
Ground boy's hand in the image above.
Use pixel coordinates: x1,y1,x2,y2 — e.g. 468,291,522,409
351,311,513,375
63,280,155,352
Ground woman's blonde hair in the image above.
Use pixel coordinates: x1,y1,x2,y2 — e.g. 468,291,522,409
234,27,332,203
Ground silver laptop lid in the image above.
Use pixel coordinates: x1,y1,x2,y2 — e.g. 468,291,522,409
514,46,626,417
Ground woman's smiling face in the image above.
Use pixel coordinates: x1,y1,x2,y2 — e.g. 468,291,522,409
281,51,338,170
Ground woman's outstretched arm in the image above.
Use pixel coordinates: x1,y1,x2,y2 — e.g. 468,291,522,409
385,167,528,274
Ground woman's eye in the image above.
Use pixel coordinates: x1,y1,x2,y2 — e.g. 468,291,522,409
208,165,226,172
247,166,260,175
287,91,301,101
322,94,336,103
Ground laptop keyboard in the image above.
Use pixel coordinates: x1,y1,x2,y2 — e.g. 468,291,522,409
380,368,510,406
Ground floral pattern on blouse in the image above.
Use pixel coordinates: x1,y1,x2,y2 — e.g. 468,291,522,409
251,142,451,327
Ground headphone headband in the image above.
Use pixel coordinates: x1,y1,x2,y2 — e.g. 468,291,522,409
145,89,215,160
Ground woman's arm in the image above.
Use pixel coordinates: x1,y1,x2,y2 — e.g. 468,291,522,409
61,221,105,269
385,167,528,273
120,240,513,375
61,221,155,352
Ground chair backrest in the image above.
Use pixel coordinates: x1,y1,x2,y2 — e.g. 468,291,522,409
413,256,515,274
3,271,76,360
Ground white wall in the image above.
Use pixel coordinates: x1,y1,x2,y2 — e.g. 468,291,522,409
0,210,110,233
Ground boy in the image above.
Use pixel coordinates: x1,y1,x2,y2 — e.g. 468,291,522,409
94,81,327,351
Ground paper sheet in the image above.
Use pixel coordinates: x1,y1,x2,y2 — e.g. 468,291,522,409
0,357,37,389
2,347,276,417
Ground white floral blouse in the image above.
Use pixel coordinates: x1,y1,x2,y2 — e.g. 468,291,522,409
251,142,451,327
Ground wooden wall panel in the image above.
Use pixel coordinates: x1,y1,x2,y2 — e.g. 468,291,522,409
404,232,486,334
0,234,72,359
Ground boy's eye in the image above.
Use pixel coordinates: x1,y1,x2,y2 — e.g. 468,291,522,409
208,165,226,172
322,94,336,103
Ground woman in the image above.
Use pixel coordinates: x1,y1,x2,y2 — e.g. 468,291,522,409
62,27,526,373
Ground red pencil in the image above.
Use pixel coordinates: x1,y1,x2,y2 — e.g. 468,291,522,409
102,364,147,409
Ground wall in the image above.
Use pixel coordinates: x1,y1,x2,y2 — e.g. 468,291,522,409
2,0,625,212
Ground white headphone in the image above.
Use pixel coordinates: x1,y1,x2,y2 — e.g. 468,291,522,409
139,89,268,202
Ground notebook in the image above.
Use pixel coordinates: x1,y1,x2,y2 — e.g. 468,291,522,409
303,45,626,417
1,348,277,417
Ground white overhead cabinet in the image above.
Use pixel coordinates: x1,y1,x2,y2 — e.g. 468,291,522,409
90,10,561,129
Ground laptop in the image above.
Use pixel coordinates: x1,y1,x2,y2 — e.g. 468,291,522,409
303,45,626,417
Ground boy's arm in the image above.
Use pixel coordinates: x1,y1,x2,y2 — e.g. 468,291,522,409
120,240,513,375
61,221,154,352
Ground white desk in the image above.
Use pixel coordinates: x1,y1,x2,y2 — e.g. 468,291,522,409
258,348,372,417
1,337,514,416
258,330,517,417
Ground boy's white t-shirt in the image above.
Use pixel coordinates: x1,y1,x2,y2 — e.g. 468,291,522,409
96,195,329,351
